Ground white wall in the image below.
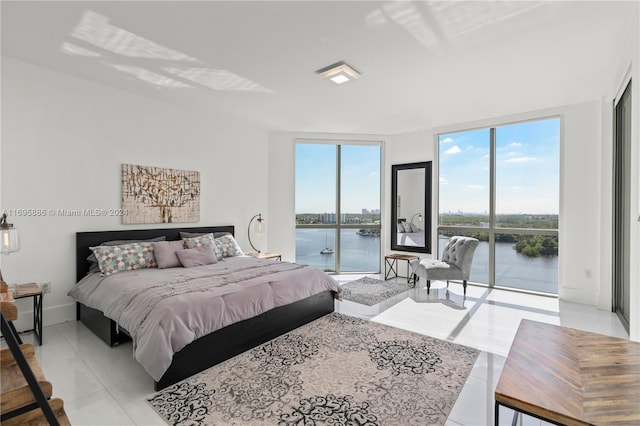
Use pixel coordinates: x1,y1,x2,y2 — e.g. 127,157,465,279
561,101,603,304
1,58,269,329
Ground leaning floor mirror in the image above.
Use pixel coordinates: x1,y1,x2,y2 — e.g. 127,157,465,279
391,161,432,253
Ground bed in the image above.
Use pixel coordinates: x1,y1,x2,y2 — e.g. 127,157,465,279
397,231,425,247
70,226,339,390
396,219,426,247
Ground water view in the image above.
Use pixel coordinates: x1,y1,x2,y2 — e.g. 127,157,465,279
296,229,380,273
444,237,558,294
294,230,558,294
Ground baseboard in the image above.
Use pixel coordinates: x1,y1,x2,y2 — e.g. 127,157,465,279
559,286,597,305
9,303,76,333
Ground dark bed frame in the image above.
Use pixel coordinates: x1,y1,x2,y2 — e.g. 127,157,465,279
75,225,335,390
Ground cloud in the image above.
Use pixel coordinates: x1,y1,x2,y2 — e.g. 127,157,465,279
466,184,483,189
510,142,523,147
441,137,454,144
444,145,461,155
512,186,520,190
439,176,448,184
505,156,536,163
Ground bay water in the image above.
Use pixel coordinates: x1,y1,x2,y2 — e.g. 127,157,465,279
295,229,558,294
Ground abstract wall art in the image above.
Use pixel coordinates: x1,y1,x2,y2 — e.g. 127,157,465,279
121,164,200,224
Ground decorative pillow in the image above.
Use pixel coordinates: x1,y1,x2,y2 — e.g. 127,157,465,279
87,236,166,274
152,240,184,269
214,234,244,258
398,222,408,233
90,242,157,276
176,244,217,268
182,233,222,260
408,223,419,233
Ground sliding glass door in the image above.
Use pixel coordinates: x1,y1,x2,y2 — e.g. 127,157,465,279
438,117,560,294
295,141,381,274
613,80,631,332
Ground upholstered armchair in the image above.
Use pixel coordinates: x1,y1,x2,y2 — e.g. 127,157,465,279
410,236,479,294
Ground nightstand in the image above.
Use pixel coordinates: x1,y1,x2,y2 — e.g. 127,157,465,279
11,283,43,345
248,252,282,261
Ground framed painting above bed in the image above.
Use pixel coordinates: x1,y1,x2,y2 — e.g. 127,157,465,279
121,163,200,224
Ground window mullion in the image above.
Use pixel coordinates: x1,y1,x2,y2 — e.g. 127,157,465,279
489,127,496,287
336,145,341,274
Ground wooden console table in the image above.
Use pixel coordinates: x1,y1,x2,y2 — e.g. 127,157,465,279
495,319,640,425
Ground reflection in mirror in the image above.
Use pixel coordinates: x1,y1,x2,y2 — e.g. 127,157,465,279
391,162,432,253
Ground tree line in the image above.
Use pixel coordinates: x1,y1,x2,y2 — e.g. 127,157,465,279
440,213,558,258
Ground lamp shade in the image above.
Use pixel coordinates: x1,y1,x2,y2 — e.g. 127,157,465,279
1,228,19,254
0,214,19,254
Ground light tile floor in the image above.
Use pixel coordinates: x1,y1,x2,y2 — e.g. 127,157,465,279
3,276,628,426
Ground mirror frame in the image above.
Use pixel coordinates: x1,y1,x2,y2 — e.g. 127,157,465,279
391,161,432,254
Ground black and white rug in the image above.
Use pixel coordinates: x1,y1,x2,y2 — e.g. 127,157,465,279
341,276,413,306
148,312,479,426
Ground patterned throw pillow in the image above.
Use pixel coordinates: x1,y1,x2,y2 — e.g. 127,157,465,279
182,233,222,260
87,236,166,274
214,234,244,258
90,242,157,276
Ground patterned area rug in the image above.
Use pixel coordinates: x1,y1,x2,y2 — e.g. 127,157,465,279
341,276,413,306
147,313,479,426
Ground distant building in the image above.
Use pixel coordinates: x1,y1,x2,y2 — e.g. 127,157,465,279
361,208,380,215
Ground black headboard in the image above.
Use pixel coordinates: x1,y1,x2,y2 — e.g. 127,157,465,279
76,225,235,282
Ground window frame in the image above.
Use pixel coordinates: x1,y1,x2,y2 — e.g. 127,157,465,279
437,116,560,294
294,139,382,274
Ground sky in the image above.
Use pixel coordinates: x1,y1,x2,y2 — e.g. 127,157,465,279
439,117,560,214
295,143,381,214
294,117,559,216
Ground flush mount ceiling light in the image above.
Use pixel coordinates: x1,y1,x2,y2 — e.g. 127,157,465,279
316,61,361,84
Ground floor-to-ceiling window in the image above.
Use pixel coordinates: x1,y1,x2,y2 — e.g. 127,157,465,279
438,117,560,294
295,140,381,274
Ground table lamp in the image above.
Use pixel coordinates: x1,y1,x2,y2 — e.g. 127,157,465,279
0,213,20,288
411,213,423,229
247,213,265,253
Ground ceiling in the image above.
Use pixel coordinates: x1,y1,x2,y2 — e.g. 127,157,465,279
1,1,636,135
